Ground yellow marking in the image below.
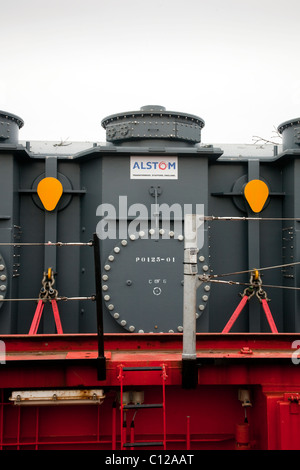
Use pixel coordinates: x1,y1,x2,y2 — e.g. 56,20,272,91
37,177,63,211
244,179,269,213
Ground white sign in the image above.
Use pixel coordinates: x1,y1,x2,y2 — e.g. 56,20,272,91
130,156,178,179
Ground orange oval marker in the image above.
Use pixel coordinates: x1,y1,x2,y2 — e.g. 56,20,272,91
37,177,63,211
244,179,269,213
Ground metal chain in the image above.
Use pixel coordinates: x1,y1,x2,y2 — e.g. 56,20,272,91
0,240,95,302
39,269,58,300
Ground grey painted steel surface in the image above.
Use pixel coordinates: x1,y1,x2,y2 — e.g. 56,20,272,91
0,106,299,335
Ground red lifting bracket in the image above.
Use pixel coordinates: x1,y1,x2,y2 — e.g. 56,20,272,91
222,269,278,333
29,268,63,335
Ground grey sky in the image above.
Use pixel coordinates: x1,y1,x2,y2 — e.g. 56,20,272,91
1,0,300,144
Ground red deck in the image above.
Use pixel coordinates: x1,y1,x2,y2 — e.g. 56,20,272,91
0,333,300,450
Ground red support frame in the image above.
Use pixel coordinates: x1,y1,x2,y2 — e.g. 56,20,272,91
29,300,63,335
222,296,249,333
0,333,300,449
222,296,278,334
261,299,278,333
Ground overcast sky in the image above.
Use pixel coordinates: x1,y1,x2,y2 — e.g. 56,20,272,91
1,0,300,145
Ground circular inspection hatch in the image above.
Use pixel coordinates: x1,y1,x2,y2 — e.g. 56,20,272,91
101,230,211,333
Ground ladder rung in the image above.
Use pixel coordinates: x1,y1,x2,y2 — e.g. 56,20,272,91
122,367,163,371
123,441,164,448
123,403,163,409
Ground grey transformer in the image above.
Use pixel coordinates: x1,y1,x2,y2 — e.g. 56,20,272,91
0,105,299,335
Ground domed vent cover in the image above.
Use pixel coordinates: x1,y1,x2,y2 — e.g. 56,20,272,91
0,110,24,144
278,117,300,151
101,105,205,144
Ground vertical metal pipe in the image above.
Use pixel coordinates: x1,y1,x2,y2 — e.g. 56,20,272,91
182,215,198,359
182,215,198,388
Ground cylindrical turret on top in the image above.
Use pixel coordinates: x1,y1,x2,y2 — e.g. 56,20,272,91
277,117,300,151
101,105,205,146
0,111,24,145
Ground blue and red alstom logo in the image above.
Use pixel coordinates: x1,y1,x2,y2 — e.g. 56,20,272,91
132,160,176,170
130,156,178,179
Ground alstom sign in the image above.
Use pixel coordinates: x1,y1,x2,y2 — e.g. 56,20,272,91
130,156,178,179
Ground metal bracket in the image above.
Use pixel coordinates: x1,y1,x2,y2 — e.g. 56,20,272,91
285,393,300,415
149,186,162,197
